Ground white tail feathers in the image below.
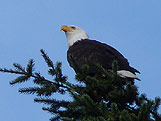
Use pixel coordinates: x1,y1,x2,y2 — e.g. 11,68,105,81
117,70,140,81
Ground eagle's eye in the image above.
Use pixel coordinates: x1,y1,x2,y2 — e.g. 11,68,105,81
71,26,76,29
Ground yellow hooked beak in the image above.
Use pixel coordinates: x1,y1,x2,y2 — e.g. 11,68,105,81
61,25,73,32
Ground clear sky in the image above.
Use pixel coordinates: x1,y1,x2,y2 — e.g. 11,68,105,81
0,1,161,121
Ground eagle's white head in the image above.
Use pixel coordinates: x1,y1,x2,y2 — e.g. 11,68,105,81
61,25,89,47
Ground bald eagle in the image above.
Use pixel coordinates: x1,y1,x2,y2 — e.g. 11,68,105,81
61,25,140,80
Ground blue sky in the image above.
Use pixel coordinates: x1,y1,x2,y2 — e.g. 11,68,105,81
0,1,161,121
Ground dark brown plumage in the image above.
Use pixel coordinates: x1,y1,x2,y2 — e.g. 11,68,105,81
67,39,140,75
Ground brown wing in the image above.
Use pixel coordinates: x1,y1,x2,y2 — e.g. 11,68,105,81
67,39,140,74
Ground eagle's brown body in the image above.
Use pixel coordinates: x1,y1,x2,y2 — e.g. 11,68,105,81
67,39,140,75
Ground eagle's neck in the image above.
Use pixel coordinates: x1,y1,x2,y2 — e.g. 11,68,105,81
66,32,89,47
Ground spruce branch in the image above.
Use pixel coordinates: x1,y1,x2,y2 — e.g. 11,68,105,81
34,98,70,106
13,63,26,72
40,49,55,69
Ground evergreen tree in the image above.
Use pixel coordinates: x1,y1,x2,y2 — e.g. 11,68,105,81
0,49,161,121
